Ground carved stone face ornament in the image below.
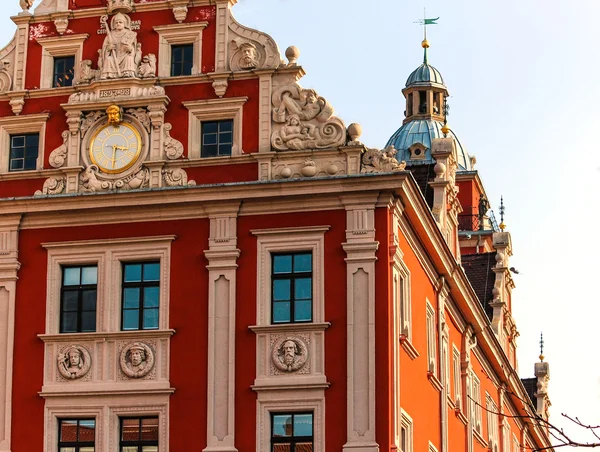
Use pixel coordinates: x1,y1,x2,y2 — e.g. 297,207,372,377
57,345,92,380
120,342,154,378
272,337,308,373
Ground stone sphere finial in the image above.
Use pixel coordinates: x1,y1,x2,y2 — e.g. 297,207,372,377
285,46,300,66
347,123,363,144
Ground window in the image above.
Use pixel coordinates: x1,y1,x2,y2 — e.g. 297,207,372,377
9,133,39,172
503,423,511,452
201,120,233,158
53,56,75,87
60,265,98,333
271,252,312,324
121,262,160,330
453,346,462,409
442,337,450,394
426,301,437,374
58,419,95,452
486,394,499,452
119,417,159,452
271,413,313,452
170,44,193,76
470,372,482,434
399,410,413,452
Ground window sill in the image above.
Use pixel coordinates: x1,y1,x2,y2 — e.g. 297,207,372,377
447,395,456,410
473,429,487,448
249,322,331,334
427,371,443,392
399,334,419,359
455,408,468,425
38,328,176,342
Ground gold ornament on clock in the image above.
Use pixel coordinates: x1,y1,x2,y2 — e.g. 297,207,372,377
89,105,142,174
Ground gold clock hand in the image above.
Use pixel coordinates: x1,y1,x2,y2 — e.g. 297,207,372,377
111,144,117,168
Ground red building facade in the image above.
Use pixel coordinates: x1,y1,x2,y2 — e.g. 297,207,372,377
0,1,551,451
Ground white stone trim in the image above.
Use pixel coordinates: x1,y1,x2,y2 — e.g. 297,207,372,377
251,226,329,326
426,300,437,375
43,394,169,452
183,97,247,159
42,235,175,334
256,389,325,452
400,409,414,452
36,34,88,89
153,23,208,77
0,113,49,173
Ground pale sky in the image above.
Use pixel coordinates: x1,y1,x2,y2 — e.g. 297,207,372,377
3,0,599,448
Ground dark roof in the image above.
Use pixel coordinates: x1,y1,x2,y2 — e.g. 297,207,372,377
407,163,436,208
521,377,537,407
461,252,496,320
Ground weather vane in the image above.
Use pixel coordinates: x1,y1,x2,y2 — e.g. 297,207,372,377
499,196,506,231
414,9,439,64
539,332,544,362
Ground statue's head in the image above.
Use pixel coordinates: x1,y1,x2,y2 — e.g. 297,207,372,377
111,12,131,31
129,345,146,366
106,105,122,125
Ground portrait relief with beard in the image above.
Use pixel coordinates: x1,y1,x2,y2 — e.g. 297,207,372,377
272,337,308,373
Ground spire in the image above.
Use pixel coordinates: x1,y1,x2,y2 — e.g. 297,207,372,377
539,332,544,362
499,196,506,231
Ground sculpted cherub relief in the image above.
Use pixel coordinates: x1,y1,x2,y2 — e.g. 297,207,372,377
271,84,345,151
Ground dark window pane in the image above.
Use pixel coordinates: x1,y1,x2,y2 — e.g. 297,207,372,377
273,415,292,437
219,131,233,144
295,278,312,300
202,145,218,157
61,312,77,332
11,136,24,147
123,310,140,330
23,157,37,171
273,302,291,323
10,147,24,159
53,56,75,87
26,134,39,146
62,291,79,311
144,287,160,308
273,280,290,301
219,121,233,132
143,309,159,330
203,133,217,145
81,311,96,332
82,290,97,311
143,263,160,281
273,255,292,274
124,264,142,282
218,144,232,156
123,288,140,309
294,254,312,272
63,267,81,286
121,418,140,441
141,418,159,440
294,299,312,322
203,122,218,134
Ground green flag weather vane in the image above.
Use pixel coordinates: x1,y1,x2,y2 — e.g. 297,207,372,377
414,10,439,63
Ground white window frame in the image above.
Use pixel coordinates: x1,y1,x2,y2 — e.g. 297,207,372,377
0,113,49,174
251,226,328,326
442,336,450,395
153,23,208,77
453,345,462,409
486,393,499,452
426,300,437,375
470,371,482,434
512,433,520,452
183,97,247,159
503,421,511,452
394,259,412,340
36,34,88,89
428,441,438,452
399,409,413,452
42,235,174,334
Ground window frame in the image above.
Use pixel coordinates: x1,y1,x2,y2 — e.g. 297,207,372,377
270,251,313,324
0,113,48,174
399,409,414,452
8,132,41,172
59,264,98,333
57,418,96,452
153,22,208,77
470,372,482,434
200,119,234,158
486,393,500,452
53,55,76,88
452,345,462,409
426,301,437,375
36,34,87,89
270,412,314,452
183,97,247,160
119,416,159,452
170,43,194,76
121,261,161,331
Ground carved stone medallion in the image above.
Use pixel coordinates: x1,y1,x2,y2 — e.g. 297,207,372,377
271,336,309,373
57,345,92,380
119,341,155,379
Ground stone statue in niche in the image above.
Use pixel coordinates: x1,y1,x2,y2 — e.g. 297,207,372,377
57,345,92,380
271,84,345,151
271,337,308,373
120,342,154,379
99,13,140,79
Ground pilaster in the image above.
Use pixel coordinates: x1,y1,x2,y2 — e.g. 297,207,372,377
203,202,241,452
12,16,29,93
341,194,379,452
490,232,513,337
0,214,22,452
255,70,273,152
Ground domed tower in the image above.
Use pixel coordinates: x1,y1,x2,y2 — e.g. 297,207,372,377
386,40,474,171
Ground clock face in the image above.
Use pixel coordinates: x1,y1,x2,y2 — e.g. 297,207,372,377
89,123,142,174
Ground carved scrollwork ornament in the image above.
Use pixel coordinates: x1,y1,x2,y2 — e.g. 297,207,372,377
164,123,183,160
81,111,106,136
163,168,195,187
120,342,155,379
34,177,66,196
0,61,13,94
57,345,92,380
127,108,151,133
361,146,407,173
271,336,309,373
49,131,69,168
